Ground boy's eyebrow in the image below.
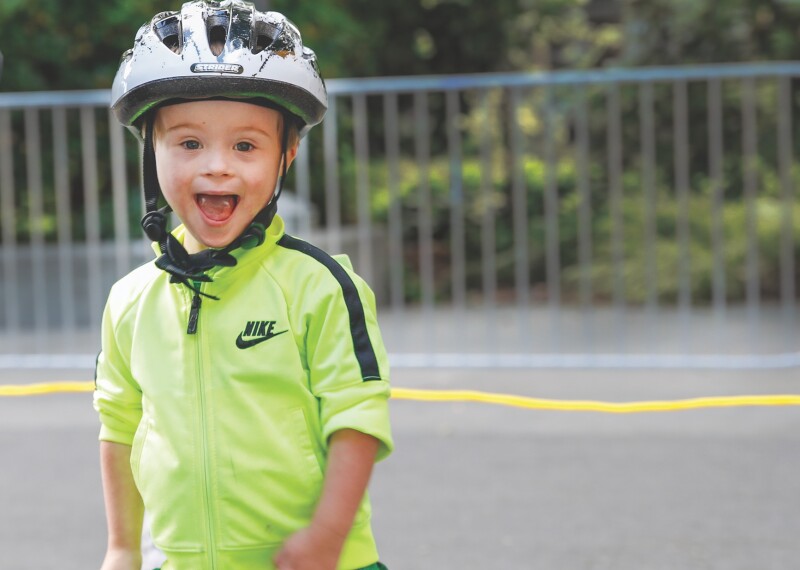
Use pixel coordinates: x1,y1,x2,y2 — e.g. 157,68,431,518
159,122,276,138
155,121,205,135
159,122,197,132
236,125,277,138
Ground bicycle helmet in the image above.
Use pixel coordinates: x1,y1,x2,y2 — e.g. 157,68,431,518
111,0,326,138
110,0,327,302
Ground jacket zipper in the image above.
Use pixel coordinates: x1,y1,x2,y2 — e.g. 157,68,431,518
189,284,218,568
187,291,202,334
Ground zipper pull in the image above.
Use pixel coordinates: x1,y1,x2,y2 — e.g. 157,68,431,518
187,292,202,335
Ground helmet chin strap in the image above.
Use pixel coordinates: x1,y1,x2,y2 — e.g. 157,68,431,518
140,110,290,298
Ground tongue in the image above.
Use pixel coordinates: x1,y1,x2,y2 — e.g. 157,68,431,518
197,194,236,221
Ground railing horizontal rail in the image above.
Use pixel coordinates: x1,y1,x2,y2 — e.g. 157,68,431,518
328,62,800,93
4,62,800,108
0,89,111,109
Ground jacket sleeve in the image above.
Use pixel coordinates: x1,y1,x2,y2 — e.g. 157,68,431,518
93,289,143,446
304,264,393,462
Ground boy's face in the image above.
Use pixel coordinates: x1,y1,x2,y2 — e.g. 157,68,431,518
153,100,297,253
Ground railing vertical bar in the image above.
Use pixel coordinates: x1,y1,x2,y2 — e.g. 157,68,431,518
446,90,466,351
383,93,405,322
639,82,658,336
508,87,530,351
294,137,311,238
0,109,19,341
414,92,436,350
674,79,692,351
543,85,561,352
446,91,466,309
353,94,373,284
80,106,103,335
479,89,497,351
53,108,76,335
741,77,760,349
323,96,341,254
24,108,48,340
109,112,130,278
575,85,593,351
708,78,727,350
777,76,796,351
607,82,626,351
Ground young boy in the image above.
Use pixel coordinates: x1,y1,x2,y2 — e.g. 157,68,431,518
93,2,393,569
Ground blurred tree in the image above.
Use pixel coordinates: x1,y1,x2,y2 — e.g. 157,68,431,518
270,0,524,77
0,0,166,91
621,0,800,65
0,0,614,92
3,0,800,92
276,0,616,77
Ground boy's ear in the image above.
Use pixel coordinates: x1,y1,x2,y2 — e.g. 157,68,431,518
284,141,299,170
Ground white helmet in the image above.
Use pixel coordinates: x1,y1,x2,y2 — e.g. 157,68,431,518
110,0,327,137
112,1,327,292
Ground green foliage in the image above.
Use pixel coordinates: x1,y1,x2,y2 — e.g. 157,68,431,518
351,141,800,305
622,0,800,65
0,0,166,91
562,177,800,304
3,0,800,90
0,0,587,91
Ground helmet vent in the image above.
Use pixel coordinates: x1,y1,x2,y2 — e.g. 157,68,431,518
153,12,182,53
208,25,227,55
119,48,133,64
251,17,281,54
206,9,229,56
162,34,181,53
252,34,273,54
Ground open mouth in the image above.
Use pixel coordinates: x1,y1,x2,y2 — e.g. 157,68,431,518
196,194,239,222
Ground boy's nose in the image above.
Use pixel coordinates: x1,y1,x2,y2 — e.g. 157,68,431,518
203,149,233,176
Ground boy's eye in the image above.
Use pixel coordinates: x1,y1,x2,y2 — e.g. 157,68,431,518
235,142,254,152
182,140,201,150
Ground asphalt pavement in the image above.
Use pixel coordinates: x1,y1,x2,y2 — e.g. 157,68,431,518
1,366,799,569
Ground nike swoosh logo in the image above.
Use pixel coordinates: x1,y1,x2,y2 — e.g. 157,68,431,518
235,329,288,349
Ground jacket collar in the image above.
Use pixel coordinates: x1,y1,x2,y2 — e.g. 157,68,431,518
149,214,287,283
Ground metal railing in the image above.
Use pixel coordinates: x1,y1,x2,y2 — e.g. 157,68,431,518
0,63,798,369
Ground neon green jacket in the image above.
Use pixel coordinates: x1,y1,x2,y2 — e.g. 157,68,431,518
94,215,393,570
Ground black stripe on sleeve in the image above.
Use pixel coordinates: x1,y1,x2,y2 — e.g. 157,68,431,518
278,234,381,381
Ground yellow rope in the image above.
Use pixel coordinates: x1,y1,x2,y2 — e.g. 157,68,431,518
0,381,95,397
2,381,800,414
390,388,800,413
